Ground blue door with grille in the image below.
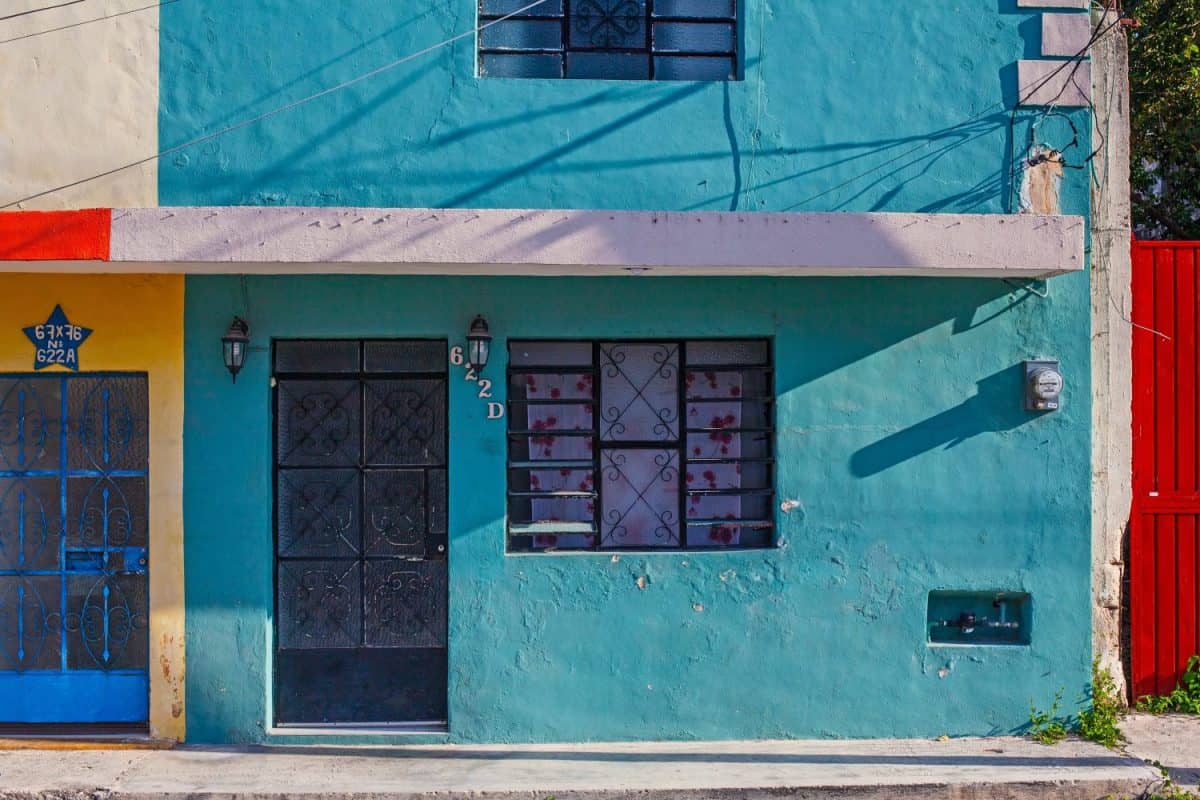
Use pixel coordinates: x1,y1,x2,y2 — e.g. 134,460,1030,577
0,374,150,723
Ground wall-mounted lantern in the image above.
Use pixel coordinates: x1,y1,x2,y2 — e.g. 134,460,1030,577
467,315,492,373
222,317,250,383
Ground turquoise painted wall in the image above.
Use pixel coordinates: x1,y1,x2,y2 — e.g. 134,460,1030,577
184,274,1091,743
158,0,1082,215
167,0,1096,743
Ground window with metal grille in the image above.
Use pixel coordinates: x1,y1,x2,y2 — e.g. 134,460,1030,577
507,340,774,552
479,0,738,81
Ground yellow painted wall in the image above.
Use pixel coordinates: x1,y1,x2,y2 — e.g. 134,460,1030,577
0,274,184,740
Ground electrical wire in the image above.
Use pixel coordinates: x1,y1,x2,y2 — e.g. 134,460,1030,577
1,0,1124,211
1004,11,1124,211
1,0,554,209
0,0,85,23
1085,6,1171,341
788,12,1124,212
0,0,186,46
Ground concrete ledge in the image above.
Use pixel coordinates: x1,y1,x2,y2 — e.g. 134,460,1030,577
1019,60,1093,107
0,207,1081,278
1043,13,1093,58
0,207,1086,278
0,737,1161,800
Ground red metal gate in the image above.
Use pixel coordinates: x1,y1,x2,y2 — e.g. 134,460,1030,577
1132,239,1200,698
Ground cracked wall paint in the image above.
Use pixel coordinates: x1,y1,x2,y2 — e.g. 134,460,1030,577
183,268,1092,744
1020,147,1065,215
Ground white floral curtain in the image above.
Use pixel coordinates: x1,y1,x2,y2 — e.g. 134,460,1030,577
524,344,744,549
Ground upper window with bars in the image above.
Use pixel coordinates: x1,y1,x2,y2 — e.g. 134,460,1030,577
507,339,774,553
479,0,738,81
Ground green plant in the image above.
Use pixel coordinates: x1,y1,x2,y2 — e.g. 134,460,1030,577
1128,0,1200,238
1028,690,1069,745
1079,658,1127,748
1146,773,1200,800
1148,785,1200,800
1136,655,1200,714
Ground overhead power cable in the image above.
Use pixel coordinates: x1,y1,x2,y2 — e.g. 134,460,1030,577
1,0,188,46
1,1,1122,210
787,10,1124,211
1003,11,1124,211
1,0,554,209
0,0,85,23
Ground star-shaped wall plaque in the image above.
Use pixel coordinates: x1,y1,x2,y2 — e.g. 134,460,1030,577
23,305,92,371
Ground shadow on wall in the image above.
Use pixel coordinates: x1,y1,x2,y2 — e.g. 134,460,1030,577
215,92,1016,214
158,0,1028,217
182,268,1075,744
849,364,1035,477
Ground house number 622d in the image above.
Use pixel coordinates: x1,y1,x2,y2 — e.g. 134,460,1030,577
450,346,504,419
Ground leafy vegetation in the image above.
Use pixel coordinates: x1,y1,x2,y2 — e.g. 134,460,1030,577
1079,658,1127,747
1140,760,1200,800
1146,785,1200,800
1136,655,1200,714
1028,690,1069,744
1026,661,1129,748
1127,0,1200,238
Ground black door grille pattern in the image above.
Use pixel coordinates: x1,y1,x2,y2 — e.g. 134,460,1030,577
507,340,774,552
273,340,448,726
478,0,738,81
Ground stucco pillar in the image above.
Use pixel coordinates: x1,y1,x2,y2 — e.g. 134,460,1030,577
1089,10,1132,699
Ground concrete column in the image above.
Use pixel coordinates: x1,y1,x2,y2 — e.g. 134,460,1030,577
1089,10,1132,699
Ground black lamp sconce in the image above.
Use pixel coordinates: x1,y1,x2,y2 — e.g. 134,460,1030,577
222,317,250,383
467,315,492,373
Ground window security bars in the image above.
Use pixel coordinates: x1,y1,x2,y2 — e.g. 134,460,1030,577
507,340,774,552
479,0,738,81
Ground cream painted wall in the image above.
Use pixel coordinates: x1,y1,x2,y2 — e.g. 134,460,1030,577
0,0,158,209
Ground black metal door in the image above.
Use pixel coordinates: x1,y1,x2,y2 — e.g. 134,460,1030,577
273,340,448,726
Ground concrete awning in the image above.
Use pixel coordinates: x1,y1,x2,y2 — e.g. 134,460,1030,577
0,206,1085,278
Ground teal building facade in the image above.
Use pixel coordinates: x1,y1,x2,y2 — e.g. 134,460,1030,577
161,0,1097,743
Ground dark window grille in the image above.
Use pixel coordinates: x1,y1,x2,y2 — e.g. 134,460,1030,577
507,339,774,552
479,0,738,81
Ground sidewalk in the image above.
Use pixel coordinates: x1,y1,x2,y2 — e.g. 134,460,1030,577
0,736,1162,800
1123,712,1200,789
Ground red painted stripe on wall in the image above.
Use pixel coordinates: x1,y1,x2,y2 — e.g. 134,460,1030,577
0,209,111,261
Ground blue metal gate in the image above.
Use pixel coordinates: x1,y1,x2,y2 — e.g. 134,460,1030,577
0,374,149,723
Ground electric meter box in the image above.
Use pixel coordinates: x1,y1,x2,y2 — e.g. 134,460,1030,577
1025,359,1063,412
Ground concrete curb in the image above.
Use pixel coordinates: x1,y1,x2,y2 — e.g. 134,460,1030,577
0,786,1165,800
0,739,1163,800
